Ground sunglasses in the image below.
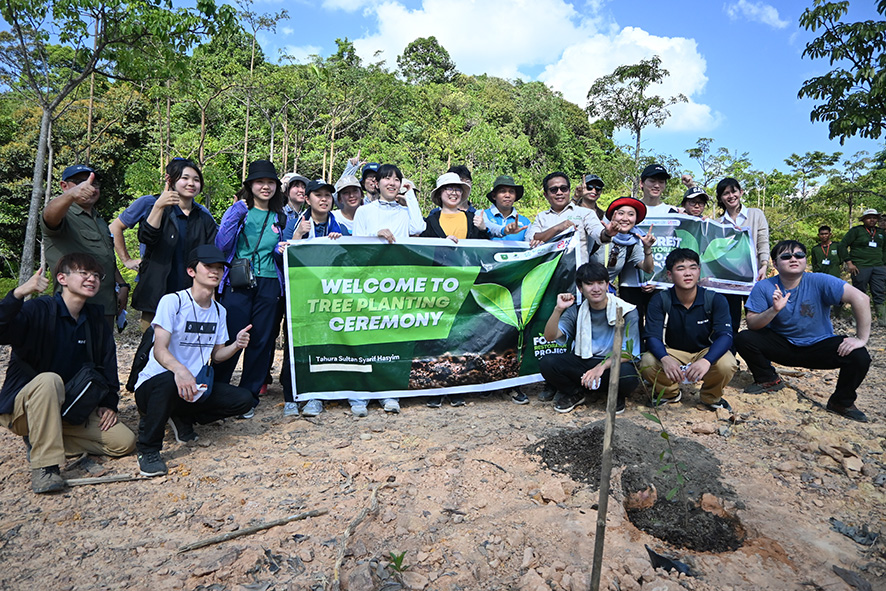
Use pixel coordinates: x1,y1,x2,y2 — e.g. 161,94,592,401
777,252,807,261
547,185,570,194
585,184,604,192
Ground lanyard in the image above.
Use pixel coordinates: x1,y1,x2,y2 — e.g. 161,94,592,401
865,226,878,241
820,243,831,258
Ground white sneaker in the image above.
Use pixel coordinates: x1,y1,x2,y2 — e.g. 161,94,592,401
382,398,400,413
302,399,324,417
283,402,299,417
239,407,255,419
350,403,368,417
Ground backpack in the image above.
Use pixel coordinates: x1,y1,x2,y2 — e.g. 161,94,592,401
125,292,220,392
657,288,716,343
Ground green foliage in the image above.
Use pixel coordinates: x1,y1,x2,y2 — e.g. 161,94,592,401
397,36,457,85
387,551,410,573
798,0,886,143
586,56,688,194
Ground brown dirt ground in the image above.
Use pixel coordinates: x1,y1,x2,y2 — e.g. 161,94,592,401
0,316,884,591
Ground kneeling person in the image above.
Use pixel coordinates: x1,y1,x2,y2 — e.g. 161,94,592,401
539,262,640,414
133,245,254,476
736,240,872,422
0,254,136,494
640,248,736,411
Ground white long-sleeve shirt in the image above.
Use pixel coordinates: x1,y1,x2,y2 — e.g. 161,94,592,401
352,190,426,239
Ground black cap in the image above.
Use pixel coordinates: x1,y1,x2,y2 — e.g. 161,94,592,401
306,179,335,196
62,164,98,181
244,160,279,185
584,174,605,188
188,244,228,268
640,164,671,181
682,186,709,203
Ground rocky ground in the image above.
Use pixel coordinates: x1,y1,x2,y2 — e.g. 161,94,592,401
0,316,884,591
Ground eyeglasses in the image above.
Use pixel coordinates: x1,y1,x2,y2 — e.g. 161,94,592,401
777,252,807,261
548,185,569,194
72,270,105,281
443,186,464,194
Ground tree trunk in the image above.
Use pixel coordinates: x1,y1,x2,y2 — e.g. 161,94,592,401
41,117,54,270
632,130,641,198
20,108,51,285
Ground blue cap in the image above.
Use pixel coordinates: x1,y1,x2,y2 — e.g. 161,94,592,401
61,164,97,181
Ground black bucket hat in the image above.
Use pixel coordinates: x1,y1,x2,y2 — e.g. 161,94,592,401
486,175,524,203
244,160,280,185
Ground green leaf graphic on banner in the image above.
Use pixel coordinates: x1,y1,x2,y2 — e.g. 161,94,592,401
470,283,519,328
701,237,734,262
674,229,699,254
519,255,560,326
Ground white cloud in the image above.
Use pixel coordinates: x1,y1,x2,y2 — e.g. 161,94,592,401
280,44,323,64
352,0,598,78
725,0,790,29
348,0,719,134
280,26,294,35
321,0,377,12
539,27,720,133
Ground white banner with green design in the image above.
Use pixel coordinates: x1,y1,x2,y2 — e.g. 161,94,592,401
636,214,758,295
284,236,577,400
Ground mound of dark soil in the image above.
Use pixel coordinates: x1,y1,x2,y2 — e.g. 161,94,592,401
529,418,744,552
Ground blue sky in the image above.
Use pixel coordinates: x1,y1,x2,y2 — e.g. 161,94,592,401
257,0,881,176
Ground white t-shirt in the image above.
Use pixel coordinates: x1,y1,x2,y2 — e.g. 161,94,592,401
134,289,229,390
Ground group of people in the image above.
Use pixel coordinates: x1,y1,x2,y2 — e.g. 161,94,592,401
0,157,875,495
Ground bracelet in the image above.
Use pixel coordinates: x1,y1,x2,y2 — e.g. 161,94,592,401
117,282,131,290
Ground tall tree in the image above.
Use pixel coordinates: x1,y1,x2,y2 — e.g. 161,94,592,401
784,150,841,199
0,0,233,284
586,56,687,196
798,0,886,143
236,0,287,179
397,36,457,85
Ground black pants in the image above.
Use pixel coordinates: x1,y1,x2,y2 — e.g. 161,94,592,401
135,371,254,453
724,293,747,353
539,353,640,404
734,328,870,407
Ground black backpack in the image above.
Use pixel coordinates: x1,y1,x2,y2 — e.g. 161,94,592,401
656,288,716,343
125,293,220,392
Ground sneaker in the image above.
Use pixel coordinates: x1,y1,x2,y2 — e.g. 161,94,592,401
554,391,586,414
167,416,198,443
259,384,268,396
283,402,300,417
238,407,255,419
826,401,869,423
615,399,626,415
652,391,682,408
743,378,785,394
538,384,557,402
511,388,529,405
31,465,65,494
137,451,168,477
382,398,401,414
302,399,324,417
426,396,443,408
449,394,466,407
349,401,369,417
704,398,733,413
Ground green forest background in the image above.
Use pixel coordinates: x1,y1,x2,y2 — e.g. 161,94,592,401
0,0,883,285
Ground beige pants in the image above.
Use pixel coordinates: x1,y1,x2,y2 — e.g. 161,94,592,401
641,348,737,405
0,373,135,469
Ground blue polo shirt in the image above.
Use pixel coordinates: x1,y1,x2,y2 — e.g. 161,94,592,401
643,286,733,362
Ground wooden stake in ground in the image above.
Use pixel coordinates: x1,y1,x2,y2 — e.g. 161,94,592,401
177,509,328,553
591,305,624,591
